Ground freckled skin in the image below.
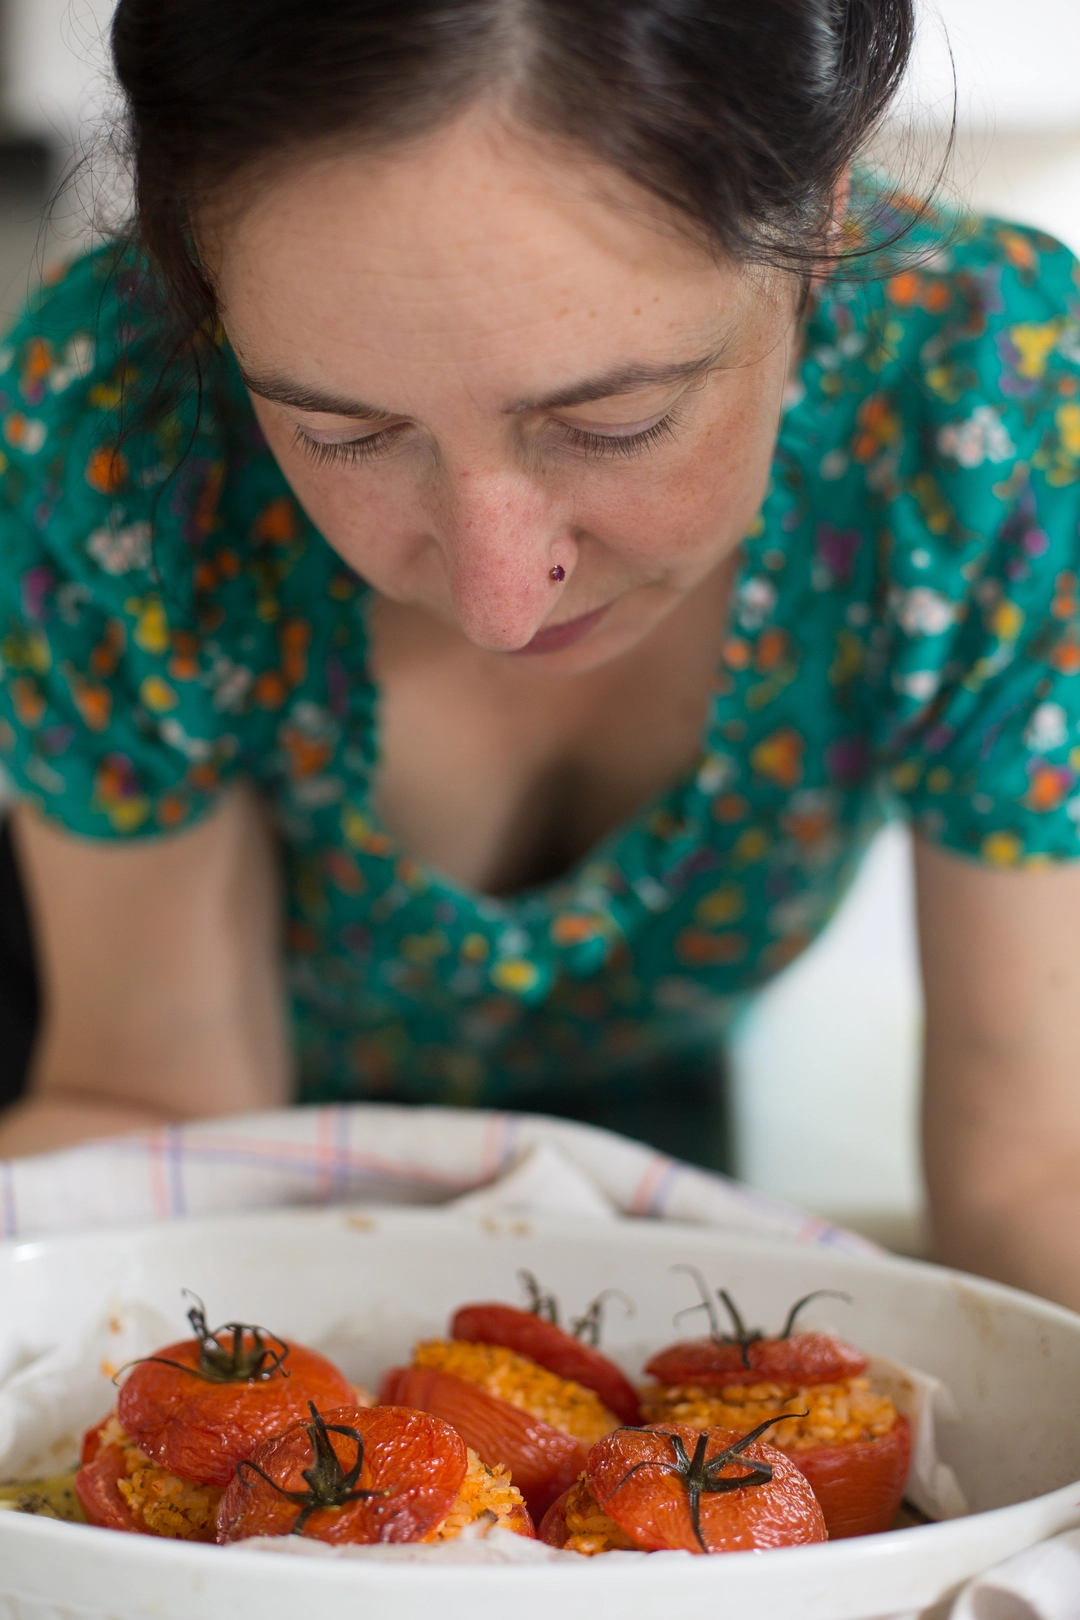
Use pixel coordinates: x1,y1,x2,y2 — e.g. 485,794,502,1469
202,111,803,674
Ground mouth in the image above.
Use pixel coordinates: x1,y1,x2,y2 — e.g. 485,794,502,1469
511,603,611,656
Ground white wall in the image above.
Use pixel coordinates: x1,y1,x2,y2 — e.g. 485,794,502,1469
2,0,114,141
3,0,1080,140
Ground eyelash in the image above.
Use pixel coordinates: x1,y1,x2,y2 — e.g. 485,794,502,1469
292,411,682,467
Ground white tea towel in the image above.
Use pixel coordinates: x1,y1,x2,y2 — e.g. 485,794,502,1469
949,1528,1080,1620
0,1101,869,1248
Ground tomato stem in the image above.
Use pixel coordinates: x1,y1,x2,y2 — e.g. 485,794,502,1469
600,1418,796,1552
116,1291,293,1387
237,1401,384,1536
671,1267,853,1366
517,1270,634,1346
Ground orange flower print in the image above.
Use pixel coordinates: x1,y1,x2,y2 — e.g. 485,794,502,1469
253,669,287,709
254,496,299,545
11,677,45,728
1025,764,1073,813
851,394,900,464
85,444,128,494
750,728,804,789
281,618,311,687
550,912,604,947
676,928,747,966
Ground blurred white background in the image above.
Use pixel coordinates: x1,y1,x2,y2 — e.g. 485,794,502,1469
0,0,1077,1248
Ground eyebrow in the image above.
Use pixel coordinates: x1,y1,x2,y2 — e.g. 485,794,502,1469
500,350,725,414
236,344,726,422
235,364,395,421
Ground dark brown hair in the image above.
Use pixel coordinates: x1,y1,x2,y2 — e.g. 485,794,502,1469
111,0,916,354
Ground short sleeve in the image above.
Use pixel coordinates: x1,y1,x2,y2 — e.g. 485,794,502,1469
877,218,1080,866
0,248,243,837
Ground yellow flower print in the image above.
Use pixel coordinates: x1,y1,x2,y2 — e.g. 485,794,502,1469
125,593,170,654
2,626,50,674
1045,402,1080,486
1058,403,1080,458
733,827,770,864
490,959,540,995
982,831,1023,867
140,675,178,712
1008,320,1063,381
991,599,1024,641
695,885,745,926
400,932,450,965
909,474,954,537
750,727,804,788
340,803,394,856
829,629,864,686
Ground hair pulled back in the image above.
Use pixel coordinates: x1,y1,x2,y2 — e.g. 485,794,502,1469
111,0,915,350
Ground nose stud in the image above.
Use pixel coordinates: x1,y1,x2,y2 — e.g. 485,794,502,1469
549,565,565,582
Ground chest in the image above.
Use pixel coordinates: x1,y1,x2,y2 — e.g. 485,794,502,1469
367,580,733,897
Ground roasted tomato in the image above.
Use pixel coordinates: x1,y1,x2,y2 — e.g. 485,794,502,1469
794,1418,912,1539
542,1421,827,1555
643,1270,911,1537
380,1364,583,1519
644,1271,865,1388
115,1297,355,1487
382,1276,631,1518
73,1441,142,1534
74,1416,223,1541
217,1403,470,1543
453,1278,640,1425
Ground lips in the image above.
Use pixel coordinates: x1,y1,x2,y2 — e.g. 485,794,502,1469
513,604,610,656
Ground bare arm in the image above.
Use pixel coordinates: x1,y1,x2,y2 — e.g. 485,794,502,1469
917,835,1080,1310
0,785,291,1157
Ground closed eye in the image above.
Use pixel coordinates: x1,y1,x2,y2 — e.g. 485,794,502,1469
292,423,406,466
292,406,684,468
558,412,681,458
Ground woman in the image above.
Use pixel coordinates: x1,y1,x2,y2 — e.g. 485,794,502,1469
0,0,1078,1305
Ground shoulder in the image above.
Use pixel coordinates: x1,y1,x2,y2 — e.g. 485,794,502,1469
823,182,1079,417
0,243,244,583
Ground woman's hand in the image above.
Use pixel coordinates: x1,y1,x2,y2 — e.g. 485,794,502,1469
0,784,291,1157
917,837,1080,1310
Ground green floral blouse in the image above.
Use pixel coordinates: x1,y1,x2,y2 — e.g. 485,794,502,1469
1,188,1079,1108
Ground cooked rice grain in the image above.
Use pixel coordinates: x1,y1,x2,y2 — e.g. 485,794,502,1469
414,1339,618,1444
640,1375,898,1451
430,1448,529,1540
101,1417,221,1540
560,1473,639,1556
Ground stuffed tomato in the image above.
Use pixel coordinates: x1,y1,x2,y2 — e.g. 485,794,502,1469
539,1419,826,1554
642,1270,911,1538
74,1297,358,1540
379,1273,638,1517
217,1401,533,1544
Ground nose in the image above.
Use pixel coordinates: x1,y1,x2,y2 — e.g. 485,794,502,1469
436,467,575,651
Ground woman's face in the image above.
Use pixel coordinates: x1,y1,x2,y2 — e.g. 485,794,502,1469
206,115,801,675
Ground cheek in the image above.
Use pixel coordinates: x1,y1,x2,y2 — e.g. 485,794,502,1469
574,396,780,565
252,406,424,556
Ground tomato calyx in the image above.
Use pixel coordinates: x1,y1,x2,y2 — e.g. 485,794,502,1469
672,1265,852,1369
599,1416,797,1552
123,1293,291,1387
236,1401,385,1536
517,1270,633,1348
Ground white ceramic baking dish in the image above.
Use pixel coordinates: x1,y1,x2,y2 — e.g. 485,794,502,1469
1,1206,1079,1620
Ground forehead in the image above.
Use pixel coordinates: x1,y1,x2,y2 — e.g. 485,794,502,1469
206,116,776,399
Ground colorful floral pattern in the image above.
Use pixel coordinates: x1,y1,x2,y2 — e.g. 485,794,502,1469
0,188,1079,1107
